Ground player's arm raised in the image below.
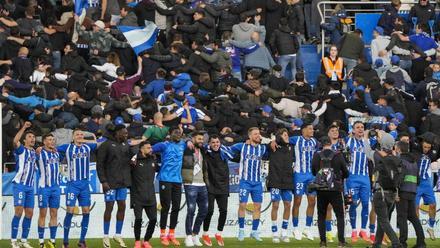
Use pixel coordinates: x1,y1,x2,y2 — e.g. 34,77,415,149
13,121,32,148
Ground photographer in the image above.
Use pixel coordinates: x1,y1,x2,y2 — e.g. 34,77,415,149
371,133,402,248
311,136,349,248
394,141,426,248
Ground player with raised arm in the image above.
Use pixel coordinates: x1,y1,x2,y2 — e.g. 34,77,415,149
289,123,319,241
228,127,268,242
11,121,37,248
345,121,373,243
36,134,62,248
57,129,98,248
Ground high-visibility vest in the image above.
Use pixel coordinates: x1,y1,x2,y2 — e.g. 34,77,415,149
322,57,344,81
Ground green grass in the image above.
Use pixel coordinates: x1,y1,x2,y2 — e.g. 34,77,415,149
1,238,439,247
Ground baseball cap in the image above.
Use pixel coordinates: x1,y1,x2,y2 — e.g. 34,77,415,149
374,26,384,36
379,132,395,151
114,116,124,125
291,118,303,128
93,20,105,30
133,113,142,122
261,105,272,113
374,58,384,68
390,118,400,126
391,55,400,65
395,112,405,122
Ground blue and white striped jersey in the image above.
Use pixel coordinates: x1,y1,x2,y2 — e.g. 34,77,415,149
229,143,268,182
37,149,61,188
289,136,318,174
418,154,432,180
57,143,97,182
345,137,369,176
13,145,37,187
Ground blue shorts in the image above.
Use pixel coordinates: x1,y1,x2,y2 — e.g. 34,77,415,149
13,183,34,208
416,179,436,205
346,175,371,204
239,180,263,203
66,180,91,207
270,188,293,202
104,188,128,202
293,173,316,196
38,186,61,209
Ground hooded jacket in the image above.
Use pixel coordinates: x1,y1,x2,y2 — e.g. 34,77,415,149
371,35,391,64
172,73,194,94
352,62,378,81
203,145,233,194
130,153,157,207
232,22,266,42
378,5,399,36
97,134,134,189
230,40,275,71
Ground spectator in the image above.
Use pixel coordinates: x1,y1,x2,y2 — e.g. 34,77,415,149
338,29,364,74
92,52,121,81
270,18,300,79
364,87,395,118
370,26,391,65
380,55,412,90
321,45,345,82
421,99,440,137
232,13,265,42
110,57,142,100
409,0,436,34
378,0,401,36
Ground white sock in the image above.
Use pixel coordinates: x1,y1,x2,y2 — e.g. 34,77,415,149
21,239,27,243
216,231,222,236
272,221,278,227
50,239,55,243
114,234,121,238
239,228,244,231
11,239,17,242
39,239,44,244
203,231,209,236
361,228,367,233
104,234,109,238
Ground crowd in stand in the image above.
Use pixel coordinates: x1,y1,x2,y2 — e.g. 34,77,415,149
2,0,440,247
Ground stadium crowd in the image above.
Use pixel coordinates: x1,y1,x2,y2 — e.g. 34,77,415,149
1,0,440,248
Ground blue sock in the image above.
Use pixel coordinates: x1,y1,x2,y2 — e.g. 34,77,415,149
11,215,21,239
63,213,73,244
38,226,45,240
238,217,245,229
306,216,313,227
252,219,259,231
116,220,124,235
349,205,357,229
271,225,277,233
22,217,32,239
80,213,90,242
361,204,369,229
325,220,332,232
429,218,435,228
49,226,57,241
292,217,299,227
281,220,288,230
369,224,375,234
104,221,110,236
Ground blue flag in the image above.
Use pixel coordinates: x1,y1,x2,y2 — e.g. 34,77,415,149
75,0,89,15
118,21,159,55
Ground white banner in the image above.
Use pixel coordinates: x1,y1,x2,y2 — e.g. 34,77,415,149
2,193,440,239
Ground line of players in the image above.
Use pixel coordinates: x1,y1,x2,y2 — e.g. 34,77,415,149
9,120,438,248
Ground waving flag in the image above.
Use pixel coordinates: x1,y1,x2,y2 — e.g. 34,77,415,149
117,21,159,55
74,0,89,15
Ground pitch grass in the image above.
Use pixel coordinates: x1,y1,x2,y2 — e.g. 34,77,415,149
0,238,439,247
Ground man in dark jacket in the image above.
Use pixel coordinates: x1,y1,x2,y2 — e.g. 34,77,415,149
421,99,440,137
174,9,215,43
97,125,134,248
312,136,349,248
130,141,157,248
378,0,401,36
270,18,300,79
394,141,426,248
267,128,294,243
409,0,436,33
202,134,234,247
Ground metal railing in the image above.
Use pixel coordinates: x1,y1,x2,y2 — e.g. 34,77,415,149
317,1,439,57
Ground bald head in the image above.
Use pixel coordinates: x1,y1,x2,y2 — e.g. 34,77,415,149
251,32,260,43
